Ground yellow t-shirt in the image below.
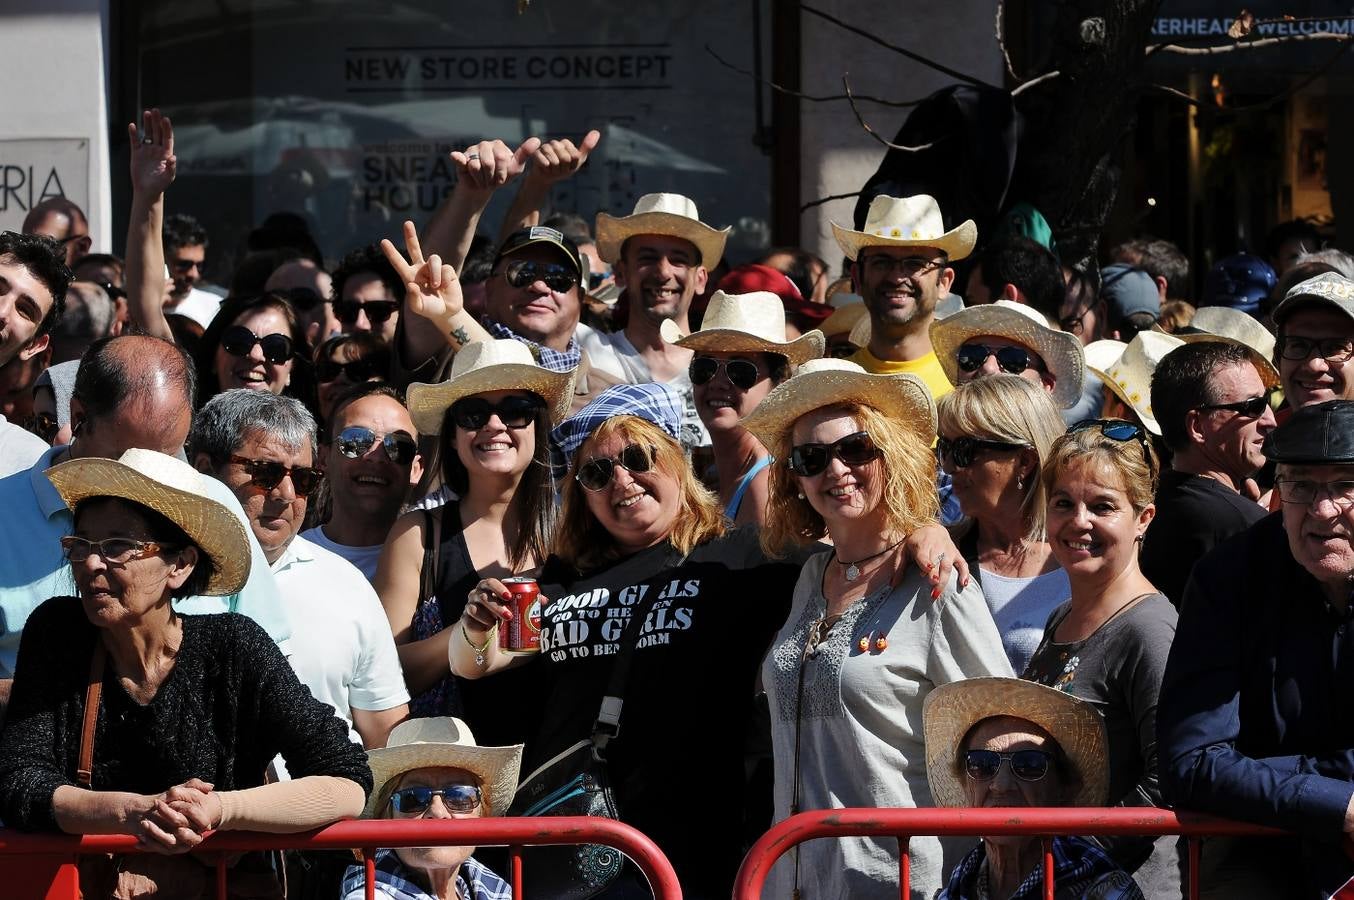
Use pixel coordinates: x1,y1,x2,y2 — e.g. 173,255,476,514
849,347,954,402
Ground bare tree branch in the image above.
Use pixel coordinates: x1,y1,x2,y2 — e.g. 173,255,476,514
995,0,1020,81
843,75,937,152
1149,83,1205,107
1153,31,1351,54
1012,70,1061,95
703,44,922,107
1150,37,1352,112
800,191,862,213
801,3,993,87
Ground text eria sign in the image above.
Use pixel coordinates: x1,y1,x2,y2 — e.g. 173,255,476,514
0,139,90,233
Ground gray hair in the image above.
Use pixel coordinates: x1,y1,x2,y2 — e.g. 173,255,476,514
189,388,317,463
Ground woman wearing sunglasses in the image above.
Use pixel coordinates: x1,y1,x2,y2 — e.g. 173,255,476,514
376,340,573,729
313,332,392,424
744,358,1013,900
937,376,1069,673
1023,420,1179,890
193,292,317,410
924,677,1144,899
665,289,824,525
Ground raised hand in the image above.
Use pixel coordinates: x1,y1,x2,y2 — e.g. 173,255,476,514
128,108,176,197
526,129,602,186
450,137,542,191
380,221,465,329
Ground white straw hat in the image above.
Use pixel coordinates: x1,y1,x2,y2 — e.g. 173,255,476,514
1086,331,1184,435
594,193,730,268
364,717,524,819
740,358,936,452
929,300,1087,409
832,194,977,262
820,299,869,339
1177,306,1281,389
660,290,825,366
406,339,576,436
46,448,252,596
923,677,1109,809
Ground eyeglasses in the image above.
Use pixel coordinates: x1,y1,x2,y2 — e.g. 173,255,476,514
963,748,1054,783
936,435,1027,469
1275,479,1354,508
1277,335,1354,364
336,426,418,466
1068,419,1154,473
576,443,655,492
389,784,483,815
450,395,543,431
689,356,762,391
1059,300,1095,335
229,455,324,495
316,356,387,384
788,431,881,477
499,259,578,293
220,325,294,364
333,300,399,326
94,280,127,302
802,614,843,661
23,412,60,444
956,343,1046,375
860,254,944,278
1196,394,1272,418
60,536,171,565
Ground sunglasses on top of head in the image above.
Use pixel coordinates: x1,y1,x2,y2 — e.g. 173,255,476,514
229,455,324,496
955,343,1046,375
1068,418,1155,472
689,356,762,391
498,259,578,293
575,443,655,492
220,325,294,364
335,426,419,466
788,431,881,477
450,395,543,431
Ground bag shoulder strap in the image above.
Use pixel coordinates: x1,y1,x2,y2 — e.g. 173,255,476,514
417,508,444,605
77,642,106,788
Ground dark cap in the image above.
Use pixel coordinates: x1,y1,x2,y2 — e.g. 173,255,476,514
1263,399,1354,464
493,226,585,280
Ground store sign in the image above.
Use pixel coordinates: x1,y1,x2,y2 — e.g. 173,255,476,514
0,139,89,233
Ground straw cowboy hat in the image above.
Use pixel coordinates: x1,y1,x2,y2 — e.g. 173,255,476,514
740,358,936,452
364,717,524,819
595,193,730,268
46,448,251,596
1086,331,1185,436
1177,306,1281,390
930,300,1087,409
923,676,1109,809
406,339,576,436
831,194,977,262
820,297,869,339
660,290,825,366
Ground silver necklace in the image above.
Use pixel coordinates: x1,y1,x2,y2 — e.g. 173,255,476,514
834,539,903,582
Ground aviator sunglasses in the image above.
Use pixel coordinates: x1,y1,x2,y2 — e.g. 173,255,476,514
576,443,655,492
450,395,543,431
335,426,419,466
689,356,762,391
1068,418,1154,473
220,325,294,364
333,299,399,326
963,748,1055,783
389,784,483,814
499,259,578,293
229,455,324,495
788,431,881,477
955,343,1046,375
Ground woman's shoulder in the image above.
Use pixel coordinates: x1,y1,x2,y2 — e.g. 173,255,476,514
181,613,284,665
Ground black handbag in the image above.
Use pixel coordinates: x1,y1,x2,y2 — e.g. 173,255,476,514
508,579,669,900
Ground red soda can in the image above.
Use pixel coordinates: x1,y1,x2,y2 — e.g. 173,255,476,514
499,577,542,653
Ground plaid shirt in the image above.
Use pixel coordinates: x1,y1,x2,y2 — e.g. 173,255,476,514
341,851,512,900
937,835,1145,900
483,318,580,374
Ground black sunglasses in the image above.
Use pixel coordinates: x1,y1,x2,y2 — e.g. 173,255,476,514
1069,418,1154,472
220,325,294,364
335,426,418,466
450,395,543,431
24,411,60,444
576,443,655,492
937,435,1027,469
689,356,761,391
956,343,1046,375
229,455,324,495
963,748,1054,783
94,280,127,302
389,784,482,814
333,300,399,326
1196,394,1272,418
500,259,578,293
788,431,880,477
316,356,387,384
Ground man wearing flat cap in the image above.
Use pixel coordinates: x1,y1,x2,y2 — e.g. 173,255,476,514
1158,400,1354,898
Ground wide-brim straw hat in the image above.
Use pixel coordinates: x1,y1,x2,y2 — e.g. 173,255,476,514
1177,306,1281,390
46,448,251,596
660,290,824,366
1085,331,1184,435
832,194,977,262
929,300,1086,409
406,339,576,436
923,677,1109,809
364,717,524,819
740,358,936,452
595,193,730,268
820,299,869,339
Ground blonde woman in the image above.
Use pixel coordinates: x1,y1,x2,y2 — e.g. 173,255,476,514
937,375,1069,671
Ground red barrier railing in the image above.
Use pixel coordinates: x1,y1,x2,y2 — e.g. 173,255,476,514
733,807,1293,900
0,816,682,900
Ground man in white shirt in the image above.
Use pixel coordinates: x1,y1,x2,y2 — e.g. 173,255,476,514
162,213,220,328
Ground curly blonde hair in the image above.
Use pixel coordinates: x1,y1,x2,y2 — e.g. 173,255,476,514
760,401,938,557
1042,420,1159,513
553,416,726,571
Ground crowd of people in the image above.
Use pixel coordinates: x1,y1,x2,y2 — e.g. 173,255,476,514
0,108,1350,900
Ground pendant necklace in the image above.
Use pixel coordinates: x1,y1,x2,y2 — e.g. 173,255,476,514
835,539,903,582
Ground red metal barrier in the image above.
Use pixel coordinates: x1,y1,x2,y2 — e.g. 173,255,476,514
0,816,683,900
732,807,1292,900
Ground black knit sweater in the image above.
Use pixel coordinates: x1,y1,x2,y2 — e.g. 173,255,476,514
0,596,373,831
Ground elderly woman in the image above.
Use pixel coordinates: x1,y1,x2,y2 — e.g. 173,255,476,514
938,376,1069,672
744,358,1015,900
0,448,370,894
340,717,521,900
925,677,1144,899
1023,420,1178,890
669,288,824,524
